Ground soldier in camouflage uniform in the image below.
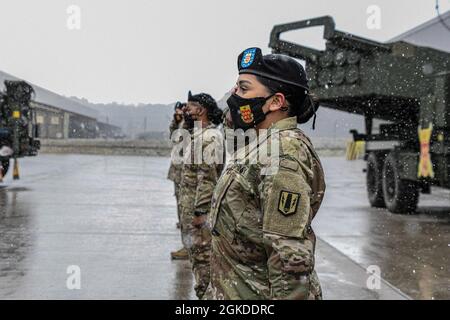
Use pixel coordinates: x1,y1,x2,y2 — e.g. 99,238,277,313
205,48,325,300
168,102,190,260
179,91,223,299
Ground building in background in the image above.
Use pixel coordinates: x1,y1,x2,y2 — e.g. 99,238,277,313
30,100,98,139
97,121,124,139
390,10,450,52
0,70,123,139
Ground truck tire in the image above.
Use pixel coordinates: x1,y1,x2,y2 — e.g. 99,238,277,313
1,160,9,177
382,153,419,213
366,152,386,208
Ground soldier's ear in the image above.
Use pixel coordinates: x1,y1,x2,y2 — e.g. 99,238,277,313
268,93,286,112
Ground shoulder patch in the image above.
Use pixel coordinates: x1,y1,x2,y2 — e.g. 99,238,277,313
278,190,300,216
262,168,311,238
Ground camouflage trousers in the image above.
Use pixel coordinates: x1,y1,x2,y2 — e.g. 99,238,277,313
174,183,188,250
204,269,323,300
309,270,323,300
180,204,212,299
174,182,181,224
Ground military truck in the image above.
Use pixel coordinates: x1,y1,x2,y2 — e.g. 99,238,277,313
0,80,40,180
269,16,450,213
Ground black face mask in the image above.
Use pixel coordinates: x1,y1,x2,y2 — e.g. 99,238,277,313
226,93,274,130
183,112,195,129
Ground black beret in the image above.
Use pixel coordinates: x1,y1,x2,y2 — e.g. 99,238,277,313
187,91,218,111
174,101,186,111
237,47,309,91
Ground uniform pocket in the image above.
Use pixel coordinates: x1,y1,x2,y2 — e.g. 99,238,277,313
210,167,258,244
231,172,257,226
209,172,234,232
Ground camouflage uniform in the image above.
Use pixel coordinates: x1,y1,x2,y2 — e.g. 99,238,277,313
205,116,326,300
179,123,224,299
167,118,184,225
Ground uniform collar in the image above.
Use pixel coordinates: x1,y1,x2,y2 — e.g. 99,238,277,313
192,122,215,138
268,116,298,131
232,117,298,163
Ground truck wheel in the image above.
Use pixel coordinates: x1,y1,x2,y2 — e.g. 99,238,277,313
382,153,419,213
366,152,386,208
1,160,9,178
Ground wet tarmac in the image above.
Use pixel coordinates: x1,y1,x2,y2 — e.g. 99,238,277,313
0,154,448,299
315,158,450,300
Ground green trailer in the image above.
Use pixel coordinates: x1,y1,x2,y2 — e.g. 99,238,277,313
269,16,450,213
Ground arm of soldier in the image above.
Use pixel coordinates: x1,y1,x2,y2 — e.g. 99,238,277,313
192,134,222,223
192,162,217,226
169,117,179,136
260,155,315,300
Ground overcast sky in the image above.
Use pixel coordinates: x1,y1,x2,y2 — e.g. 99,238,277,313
0,0,448,105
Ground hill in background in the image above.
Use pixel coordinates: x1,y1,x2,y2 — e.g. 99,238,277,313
70,95,364,139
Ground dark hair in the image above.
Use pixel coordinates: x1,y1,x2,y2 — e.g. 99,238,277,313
255,75,317,125
189,92,223,125
207,107,223,125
